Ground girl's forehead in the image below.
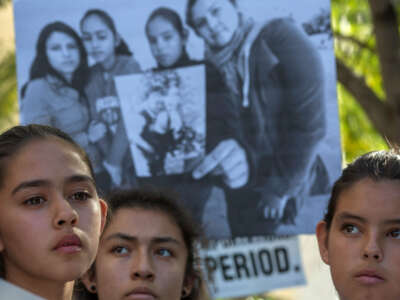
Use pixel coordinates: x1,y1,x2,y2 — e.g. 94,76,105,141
148,16,179,33
83,14,111,30
47,31,74,43
333,178,400,221
108,207,184,238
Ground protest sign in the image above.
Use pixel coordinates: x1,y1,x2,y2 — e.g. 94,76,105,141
199,236,305,298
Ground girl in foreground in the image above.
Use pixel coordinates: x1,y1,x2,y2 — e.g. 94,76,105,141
77,188,206,300
0,124,107,300
80,9,141,188
316,150,400,300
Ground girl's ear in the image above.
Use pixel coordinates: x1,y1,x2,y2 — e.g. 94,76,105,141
81,267,97,294
182,274,194,298
99,199,108,234
316,221,330,265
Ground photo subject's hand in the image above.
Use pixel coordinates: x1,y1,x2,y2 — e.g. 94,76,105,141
192,139,249,189
88,120,107,143
263,195,290,222
132,135,154,153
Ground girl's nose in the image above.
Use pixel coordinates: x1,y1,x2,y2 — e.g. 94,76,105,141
62,47,71,57
205,14,218,30
362,233,383,262
130,250,155,281
53,195,79,228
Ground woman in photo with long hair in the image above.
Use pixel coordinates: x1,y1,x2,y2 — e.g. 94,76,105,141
80,9,142,190
20,21,98,168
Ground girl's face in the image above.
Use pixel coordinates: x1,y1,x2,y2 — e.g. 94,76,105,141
190,0,239,48
0,138,107,293
46,31,80,81
81,14,118,67
316,178,400,300
147,16,186,68
85,207,192,300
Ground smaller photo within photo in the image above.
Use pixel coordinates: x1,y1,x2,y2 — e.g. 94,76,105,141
115,65,206,177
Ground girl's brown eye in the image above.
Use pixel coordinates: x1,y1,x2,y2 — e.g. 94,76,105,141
388,229,400,239
70,191,91,202
156,248,172,257
342,224,360,234
112,246,129,255
24,196,46,206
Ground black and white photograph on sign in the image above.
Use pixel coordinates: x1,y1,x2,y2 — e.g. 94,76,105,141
115,66,206,177
14,0,341,239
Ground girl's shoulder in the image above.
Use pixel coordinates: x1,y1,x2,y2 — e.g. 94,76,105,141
113,55,142,75
23,77,55,100
24,77,49,92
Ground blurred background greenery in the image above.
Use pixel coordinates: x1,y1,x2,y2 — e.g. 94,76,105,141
1,0,400,298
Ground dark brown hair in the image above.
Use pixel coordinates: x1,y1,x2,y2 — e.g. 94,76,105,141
324,149,400,229
0,124,95,278
146,7,186,38
80,9,132,57
21,21,89,99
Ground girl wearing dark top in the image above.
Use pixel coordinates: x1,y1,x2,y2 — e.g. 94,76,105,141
80,9,142,189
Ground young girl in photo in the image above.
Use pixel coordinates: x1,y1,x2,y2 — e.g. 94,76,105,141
75,188,207,300
0,124,107,300
142,7,244,234
316,150,400,300
80,9,142,189
20,22,99,168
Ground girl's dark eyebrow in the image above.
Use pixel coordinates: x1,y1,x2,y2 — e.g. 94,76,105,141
105,233,181,245
337,212,400,226
336,212,366,223
11,175,95,195
12,179,49,195
105,233,135,242
66,174,95,186
383,219,400,225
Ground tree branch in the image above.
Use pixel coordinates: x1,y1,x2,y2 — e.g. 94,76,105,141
336,58,399,141
368,0,400,110
334,31,375,52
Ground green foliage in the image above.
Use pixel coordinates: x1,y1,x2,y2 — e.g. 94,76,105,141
0,51,18,132
338,85,387,163
331,0,389,162
0,0,10,7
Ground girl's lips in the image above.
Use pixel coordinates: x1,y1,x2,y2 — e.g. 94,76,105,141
126,287,157,300
91,51,104,58
355,270,385,285
54,234,82,253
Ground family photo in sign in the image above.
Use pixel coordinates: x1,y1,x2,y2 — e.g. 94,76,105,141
15,0,341,238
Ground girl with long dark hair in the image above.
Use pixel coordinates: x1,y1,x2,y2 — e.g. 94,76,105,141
80,9,142,189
